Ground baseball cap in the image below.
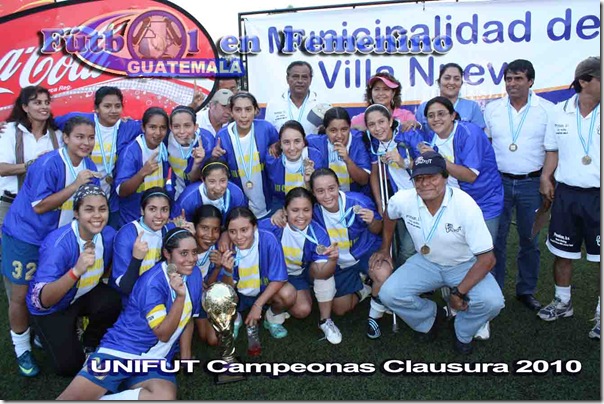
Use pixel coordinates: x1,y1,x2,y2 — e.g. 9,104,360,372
368,75,400,89
411,151,447,179
574,56,600,80
211,89,233,106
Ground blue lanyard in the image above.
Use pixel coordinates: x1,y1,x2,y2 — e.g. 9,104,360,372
197,245,215,267
234,234,257,267
177,133,196,159
507,93,531,146
72,221,99,252
365,130,396,158
231,124,255,182
576,100,599,157
140,135,168,163
327,140,344,163
337,193,356,228
93,115,118,175
288,91,309,122
418,187,450,246
291,223,319,245
202,183,230,214
61,147,79,181
138,217,160,234
169,274,188,301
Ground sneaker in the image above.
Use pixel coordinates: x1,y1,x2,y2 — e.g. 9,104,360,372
474,321,490,340
454,335,473,355
367,317,382,339
319,318,342,344
263,320,288,339
17,351,39,377
537,298,574,321
356,284,372,303
234,313,242,339
589,314,600,340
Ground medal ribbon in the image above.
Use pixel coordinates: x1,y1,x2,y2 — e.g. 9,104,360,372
287,91,309,122
234,233,258,267
281,154,304,174
140,134,168,162
231,123,255,183
72,220,99,252
576,100,599,158
430,121,457,149
202,183,230,214
418,187,451,247
291,223,320,246
337,192,356,228
197,245,215,267
507,93,531,147
61,147,79,183
178,134,197,159
94,114,118,176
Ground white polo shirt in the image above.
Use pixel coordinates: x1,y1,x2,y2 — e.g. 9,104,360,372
484,90,556,175
387,186,493,266
0,122,62,195
264,90,331,135
195,108,226,138
544,94,600,189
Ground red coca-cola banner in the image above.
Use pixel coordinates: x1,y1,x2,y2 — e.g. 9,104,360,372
0,0,220,121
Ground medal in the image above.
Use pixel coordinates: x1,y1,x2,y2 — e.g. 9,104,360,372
380,155,389,164
166,263,178,275
83,241,95,251
507,95,531,153
316,244,327,255
420,245,430,255
582,155,592,165
576,100,599,167
303,158,312,168
105,175,113,185
509,143,518,152
246,181,254,189
352,205,362,214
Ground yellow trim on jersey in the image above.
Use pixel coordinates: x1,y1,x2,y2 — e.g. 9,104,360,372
146,304,167,329
329,162,351,185
283,246,303,267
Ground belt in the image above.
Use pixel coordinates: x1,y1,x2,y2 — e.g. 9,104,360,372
500,169,542,180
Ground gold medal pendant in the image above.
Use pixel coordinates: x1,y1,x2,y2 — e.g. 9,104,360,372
245,181,254,189
316,245,327,255
83,241,95,251
582,155,592,165
352,205,362,214
509,143,518,152
420,245,430,255
105,175,113,185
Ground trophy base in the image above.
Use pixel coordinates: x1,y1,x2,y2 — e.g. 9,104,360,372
214,357,247,385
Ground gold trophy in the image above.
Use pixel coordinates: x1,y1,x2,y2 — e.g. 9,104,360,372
203,282,246,384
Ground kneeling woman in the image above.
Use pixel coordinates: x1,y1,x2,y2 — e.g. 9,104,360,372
260,187,341,344
310,168,390,339
221,207,295,345
27,185,122,377
112,187,174,301
58,227,203,400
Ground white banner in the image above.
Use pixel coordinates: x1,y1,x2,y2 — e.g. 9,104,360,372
242,0,600,107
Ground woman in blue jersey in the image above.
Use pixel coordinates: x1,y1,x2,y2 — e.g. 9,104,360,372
260,187,342,344
306,107,371,195
54,86,141,229
180,205,223,357
58,227,203,400
115,107,171,227
212,92,279,219
265,120,325,209
26,184,121,377
173,158,247,224
220,207,295,345
309,168,392,339
2,116,99,377
112,187,174,300
418,96,503,237
415,63,486,130
166,105,214,199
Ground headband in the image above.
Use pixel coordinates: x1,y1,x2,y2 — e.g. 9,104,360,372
142,190,171,204
170,105,197,123
201,161,230,177
73,184,107,209
165,228,191,245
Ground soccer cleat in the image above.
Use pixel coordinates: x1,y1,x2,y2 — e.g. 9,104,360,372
263,320,288,339
367,317,382,339
474,321,490,340
319,318,342,344
17,351,39,377
589,314,600,340
537,298,574,321
454,335,473,355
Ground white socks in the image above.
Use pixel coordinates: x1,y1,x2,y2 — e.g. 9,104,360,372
99,387,142,400
554,285,571,304
11,327,32,357
265,307,286,325
314,277,336,303
369,297,386,319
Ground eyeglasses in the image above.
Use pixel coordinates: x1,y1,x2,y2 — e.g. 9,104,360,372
426,110,450,120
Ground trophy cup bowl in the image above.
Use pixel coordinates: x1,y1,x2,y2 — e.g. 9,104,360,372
203,282,246,384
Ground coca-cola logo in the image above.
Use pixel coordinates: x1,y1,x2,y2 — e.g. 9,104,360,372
39,7,243,78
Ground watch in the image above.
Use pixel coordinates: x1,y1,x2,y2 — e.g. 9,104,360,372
450,286,469,302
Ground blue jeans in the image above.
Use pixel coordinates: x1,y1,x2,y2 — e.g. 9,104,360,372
492,176,542,295
379,254,504,343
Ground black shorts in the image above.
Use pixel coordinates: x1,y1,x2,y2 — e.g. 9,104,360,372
546,183,600,262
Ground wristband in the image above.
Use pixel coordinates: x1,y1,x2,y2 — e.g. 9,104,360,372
68,268,80,281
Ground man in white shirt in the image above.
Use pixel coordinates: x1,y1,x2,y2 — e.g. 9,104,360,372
264,61,331,135
372,151,504,354
484,59,556,312
195,89,233,137
538,57,600,339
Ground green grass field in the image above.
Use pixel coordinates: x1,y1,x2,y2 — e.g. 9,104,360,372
0,229,600,400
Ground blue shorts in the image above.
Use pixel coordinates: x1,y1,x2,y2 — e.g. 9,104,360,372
334,252,371,298
199,305,208,319
2,233,40,285
237,293,259,313
288,271,310,291
78,352,176,393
